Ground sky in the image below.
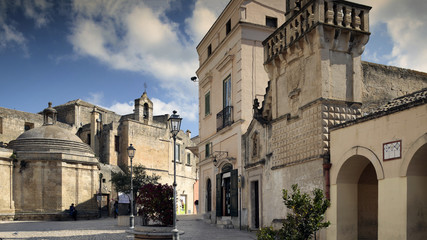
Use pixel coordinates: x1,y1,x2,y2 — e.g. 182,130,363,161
0,0,426,136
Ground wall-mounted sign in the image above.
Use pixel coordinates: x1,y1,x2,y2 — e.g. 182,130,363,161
383,140,401,161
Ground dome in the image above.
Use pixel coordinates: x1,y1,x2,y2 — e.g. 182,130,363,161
8,102,96,159
17,124,83,142
9,124,95,156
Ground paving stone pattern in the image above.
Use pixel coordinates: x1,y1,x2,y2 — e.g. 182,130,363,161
0,217,256,240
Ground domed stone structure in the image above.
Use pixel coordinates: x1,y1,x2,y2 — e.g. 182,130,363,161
8,103,100,220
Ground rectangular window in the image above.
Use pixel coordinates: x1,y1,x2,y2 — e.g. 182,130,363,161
24,122,34,131
0,117,2,134
205,143,211,158
187,153,191,165
266,16,278,28
205,91,211,116
207,44,212,57
226,19,231,35
87,133,91,146
175,143,181,162
223,75,232,108
115,136,120,152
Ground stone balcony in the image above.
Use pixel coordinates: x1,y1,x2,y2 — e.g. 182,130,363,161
263,0,371,64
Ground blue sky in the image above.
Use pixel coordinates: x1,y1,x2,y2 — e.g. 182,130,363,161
0,0,426,136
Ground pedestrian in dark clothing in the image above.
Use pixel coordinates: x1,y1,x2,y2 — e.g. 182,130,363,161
114,201,118,218
69,203,77,221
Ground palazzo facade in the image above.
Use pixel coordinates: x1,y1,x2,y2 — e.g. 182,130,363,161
196,1,427,238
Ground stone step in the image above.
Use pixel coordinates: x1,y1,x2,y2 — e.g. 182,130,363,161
217,219,232,225
217,223,234,229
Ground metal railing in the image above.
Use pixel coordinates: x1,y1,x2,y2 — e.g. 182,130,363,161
216,106,233,132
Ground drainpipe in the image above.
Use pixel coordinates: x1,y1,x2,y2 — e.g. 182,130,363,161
323,162,332,200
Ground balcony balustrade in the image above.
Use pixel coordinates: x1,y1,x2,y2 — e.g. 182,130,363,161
216,106,233,132
263,0,371,64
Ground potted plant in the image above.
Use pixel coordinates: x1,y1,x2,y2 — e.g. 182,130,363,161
131,183,182,239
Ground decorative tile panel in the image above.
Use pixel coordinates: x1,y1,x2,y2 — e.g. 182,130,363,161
383,140,401,161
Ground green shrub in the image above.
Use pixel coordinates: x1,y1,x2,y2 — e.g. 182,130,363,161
257,226,278,240
279,184,330,240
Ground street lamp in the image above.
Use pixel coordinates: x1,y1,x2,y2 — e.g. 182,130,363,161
127,144,136,229
98,173,103,218
169,110,182,240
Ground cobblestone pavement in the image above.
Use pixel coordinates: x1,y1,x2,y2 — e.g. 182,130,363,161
0,216,257,240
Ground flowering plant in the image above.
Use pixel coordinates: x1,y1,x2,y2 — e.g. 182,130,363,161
136,183,173,226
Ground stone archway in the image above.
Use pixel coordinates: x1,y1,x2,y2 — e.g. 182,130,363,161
335,154,380,240
406,142,427,239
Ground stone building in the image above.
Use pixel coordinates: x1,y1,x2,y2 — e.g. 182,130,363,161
197,0,427,234
0,92,198,219
329,88,427,239
6,103,99,220
195,0,287,227
54,92,198,215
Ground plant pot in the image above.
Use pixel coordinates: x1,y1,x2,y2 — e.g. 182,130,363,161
129,225,184,240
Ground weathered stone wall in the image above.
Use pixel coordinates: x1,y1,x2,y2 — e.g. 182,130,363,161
362,61,427,113
55,104,76,126
0,107,73,145
0,148,14,219
119,119,198,214
13,158,98,217
13,159,62,212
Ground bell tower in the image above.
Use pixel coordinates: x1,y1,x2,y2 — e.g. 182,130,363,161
134,91,153,124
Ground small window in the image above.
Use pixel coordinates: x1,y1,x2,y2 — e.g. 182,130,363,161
175,143,181,162
187,153,191,165
266,16,278,28
207,44,212,57
205,91,211,116
87,133,91,145
205,143,211,158
0,117,3,134
24,122,34,131
115,136,120,152
143,103,149,119
226,19,231,35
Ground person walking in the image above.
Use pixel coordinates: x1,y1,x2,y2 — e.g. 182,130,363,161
69,203,77,221
114,201,118,218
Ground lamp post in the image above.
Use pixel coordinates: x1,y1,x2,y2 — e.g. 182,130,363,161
98,173,103,218
127,144,136,229
169,110,182,240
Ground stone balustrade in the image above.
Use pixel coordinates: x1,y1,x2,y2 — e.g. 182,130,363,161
264,0,371,64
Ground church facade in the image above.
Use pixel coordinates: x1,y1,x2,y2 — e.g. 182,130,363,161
0,92,199,220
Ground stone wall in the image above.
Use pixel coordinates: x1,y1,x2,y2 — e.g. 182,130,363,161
362,61,427,113
0,148,14,220
0,107,74,145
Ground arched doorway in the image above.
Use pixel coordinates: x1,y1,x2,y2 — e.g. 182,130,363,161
406,143,427,239
216,163,238,217
336,155,378,240
206,178,212,212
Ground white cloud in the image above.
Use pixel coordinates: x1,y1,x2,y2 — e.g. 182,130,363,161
185,0,230,43
0,24,28,56
0,0,52,54
354,0,427,72
67,0,228,131
86,92,104,106
109,101,134,115
22,0,53,28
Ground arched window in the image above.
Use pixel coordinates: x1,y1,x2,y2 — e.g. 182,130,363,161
143,103,149,119
252,132,259,158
